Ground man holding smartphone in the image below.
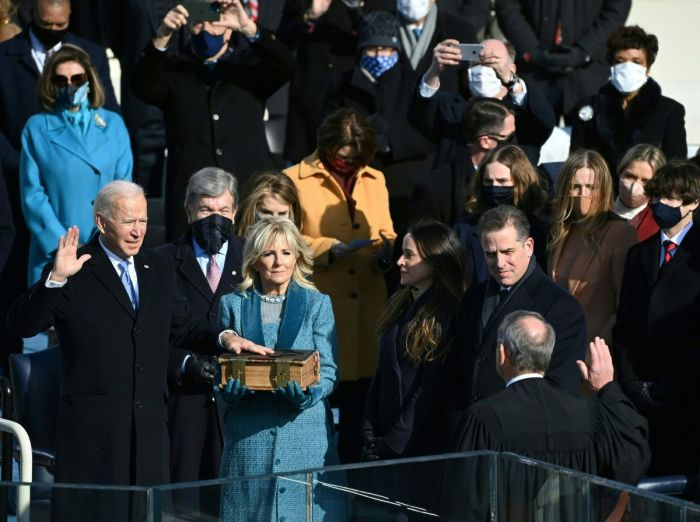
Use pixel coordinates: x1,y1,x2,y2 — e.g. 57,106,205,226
133,0,295,240
412,37,555,168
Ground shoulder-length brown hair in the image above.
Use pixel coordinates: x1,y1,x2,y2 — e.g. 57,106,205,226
377,220,466,364
465,145,548,215
38,43,106,112
548,149,614,253
235,170,301,238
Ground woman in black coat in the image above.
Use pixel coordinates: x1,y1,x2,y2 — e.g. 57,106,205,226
363,220,466,460
570,25,687,177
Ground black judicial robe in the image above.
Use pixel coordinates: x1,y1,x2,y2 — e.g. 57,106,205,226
442,377,650,521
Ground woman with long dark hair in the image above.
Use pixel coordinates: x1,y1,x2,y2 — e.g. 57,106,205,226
363,220,466,460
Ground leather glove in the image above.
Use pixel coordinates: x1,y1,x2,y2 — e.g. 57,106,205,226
361,431,396,461
184,355,216,386
541,47,589,73
276,381,322,410
623,380,660,414
215,376,249,404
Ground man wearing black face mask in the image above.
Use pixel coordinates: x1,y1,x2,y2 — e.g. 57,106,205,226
613,160,700,476
0,0,118,371
156,166,244,516
133,0,295,241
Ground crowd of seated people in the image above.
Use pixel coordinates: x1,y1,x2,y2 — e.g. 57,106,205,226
1,0,699,520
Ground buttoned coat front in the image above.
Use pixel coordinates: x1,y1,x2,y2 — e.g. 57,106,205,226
283,153,396,380
217,285,345,521
6,238,220,520
20,108,132,285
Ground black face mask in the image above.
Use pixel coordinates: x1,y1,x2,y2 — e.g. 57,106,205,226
31,22,67,49
651,201,684,229
191,213,233,255
483,185,514,207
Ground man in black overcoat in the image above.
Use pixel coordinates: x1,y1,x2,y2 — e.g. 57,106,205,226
6,180,265,521
133,0,295,239
444,205,587,428
157,167,244,515
613,160,700,475
444,311,650,520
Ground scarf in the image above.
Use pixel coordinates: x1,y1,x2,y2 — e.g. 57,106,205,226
613,197,648,221
398,4,437,70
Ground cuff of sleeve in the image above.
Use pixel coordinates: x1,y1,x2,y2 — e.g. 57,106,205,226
218,329,239,349
246,31,261,42
419,77,439,98
180,354,192,375
45,272,67,288
509,80,528,105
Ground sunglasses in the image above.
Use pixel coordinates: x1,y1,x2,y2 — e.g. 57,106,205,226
51,73,88,88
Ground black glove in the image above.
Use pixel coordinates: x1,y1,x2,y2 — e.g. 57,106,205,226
623,380,661,414
361,430,396,461
541,46,589,73
184,355,216,386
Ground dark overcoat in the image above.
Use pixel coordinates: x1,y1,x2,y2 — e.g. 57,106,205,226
7,237,220,520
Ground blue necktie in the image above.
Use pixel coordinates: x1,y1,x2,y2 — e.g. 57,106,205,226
119,260,139,310
412,27,423,40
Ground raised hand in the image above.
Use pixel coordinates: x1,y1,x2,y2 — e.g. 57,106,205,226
154,4,189,47
424,39,462,88
577,336,615,392
51,226,91,282
308,0,333,20
215,0,257,37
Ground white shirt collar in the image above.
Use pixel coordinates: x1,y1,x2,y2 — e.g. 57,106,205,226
28,28,62,72
506,373,544,388
660,219,693,246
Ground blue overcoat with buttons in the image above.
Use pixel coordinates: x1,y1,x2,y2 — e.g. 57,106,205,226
218,283,347,522
19,107,132,285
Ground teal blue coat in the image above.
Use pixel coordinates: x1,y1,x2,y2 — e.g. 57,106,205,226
19,107,132,284
218,283,347,521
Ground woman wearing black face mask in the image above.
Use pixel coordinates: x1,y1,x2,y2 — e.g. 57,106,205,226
19,44,132,285
454,144,550,286
548,149,637,346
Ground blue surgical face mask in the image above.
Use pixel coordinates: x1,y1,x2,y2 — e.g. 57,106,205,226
360,52,399,79
191,30,225,59
55,81,90,108
651,201,685,229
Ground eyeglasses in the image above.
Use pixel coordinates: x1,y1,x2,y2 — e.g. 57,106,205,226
484,132,516,144
51,73,88,88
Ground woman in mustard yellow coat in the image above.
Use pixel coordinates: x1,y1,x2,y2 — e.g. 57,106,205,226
284,108,396,462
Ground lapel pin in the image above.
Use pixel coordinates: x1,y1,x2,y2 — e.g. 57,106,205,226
144,265,150,269
232,270,237,275
94,114,107,128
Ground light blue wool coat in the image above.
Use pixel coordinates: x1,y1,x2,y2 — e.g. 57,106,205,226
19,107,132,284
218,282,348,522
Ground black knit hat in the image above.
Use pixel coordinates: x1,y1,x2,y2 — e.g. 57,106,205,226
358,11,402,51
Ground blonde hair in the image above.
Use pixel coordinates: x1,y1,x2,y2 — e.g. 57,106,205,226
235,170,301,238
465,145,548,215
239,217,315,293
38,44,106,112
548,149,614,253
617,143,667,178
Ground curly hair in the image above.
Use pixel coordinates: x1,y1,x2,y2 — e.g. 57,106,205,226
607,25,659,67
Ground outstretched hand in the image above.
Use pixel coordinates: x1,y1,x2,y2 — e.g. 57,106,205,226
51,226,91,282
577,336,614,392
215,0,257,37
220,332,274,355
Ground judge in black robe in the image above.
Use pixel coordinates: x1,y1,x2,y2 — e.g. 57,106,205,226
442,311,650,521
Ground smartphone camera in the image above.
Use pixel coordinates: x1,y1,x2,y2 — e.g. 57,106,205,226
210,1,222,14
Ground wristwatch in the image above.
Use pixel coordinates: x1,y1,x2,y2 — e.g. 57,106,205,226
503,73,520,91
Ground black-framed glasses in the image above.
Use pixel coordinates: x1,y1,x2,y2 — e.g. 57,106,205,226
51,73,88,88
484,132,516,144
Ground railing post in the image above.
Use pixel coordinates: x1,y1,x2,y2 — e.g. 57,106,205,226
305,472,314,522
0,377,12,522
489,453,498,522
0,419,32,522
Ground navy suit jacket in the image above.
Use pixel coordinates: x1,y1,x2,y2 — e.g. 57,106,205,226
0,30,119,175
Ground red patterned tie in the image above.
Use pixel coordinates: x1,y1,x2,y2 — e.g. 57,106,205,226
663,240,677,265
246,0,259,22
206,256,221,293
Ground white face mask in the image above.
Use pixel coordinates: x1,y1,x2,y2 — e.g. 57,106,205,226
610,62,648,94
397,0,431,23
468,65,503,98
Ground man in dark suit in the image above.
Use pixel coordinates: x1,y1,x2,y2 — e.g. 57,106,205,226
445,310,650,520
0,166,14,275
0,0,119,370
613,160,700,476
6,180,267,520
157,167,244,515
445,205,587,425
407,97,515,227
413,37,555,167
133,0,295,239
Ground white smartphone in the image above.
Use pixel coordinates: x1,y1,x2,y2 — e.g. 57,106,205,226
455,43,483,62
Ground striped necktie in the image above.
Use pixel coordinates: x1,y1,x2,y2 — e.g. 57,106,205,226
663,240,677,265
119,260,139,309
206,255,221,293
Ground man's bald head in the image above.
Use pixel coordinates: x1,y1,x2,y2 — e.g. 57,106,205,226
33,0,70,30
481,39,516,65
497,311,555,374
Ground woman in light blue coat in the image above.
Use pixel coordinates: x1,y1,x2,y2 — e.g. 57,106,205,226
20,44,132,284
217,217,346,522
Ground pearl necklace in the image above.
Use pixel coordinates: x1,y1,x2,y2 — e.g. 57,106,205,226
257,291,286,304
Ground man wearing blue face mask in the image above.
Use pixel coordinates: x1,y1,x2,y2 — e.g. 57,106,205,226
613,160,700,476
133,0,295,241
325,10,434,232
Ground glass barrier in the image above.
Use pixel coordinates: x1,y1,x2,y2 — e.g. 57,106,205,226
1,452,699,521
